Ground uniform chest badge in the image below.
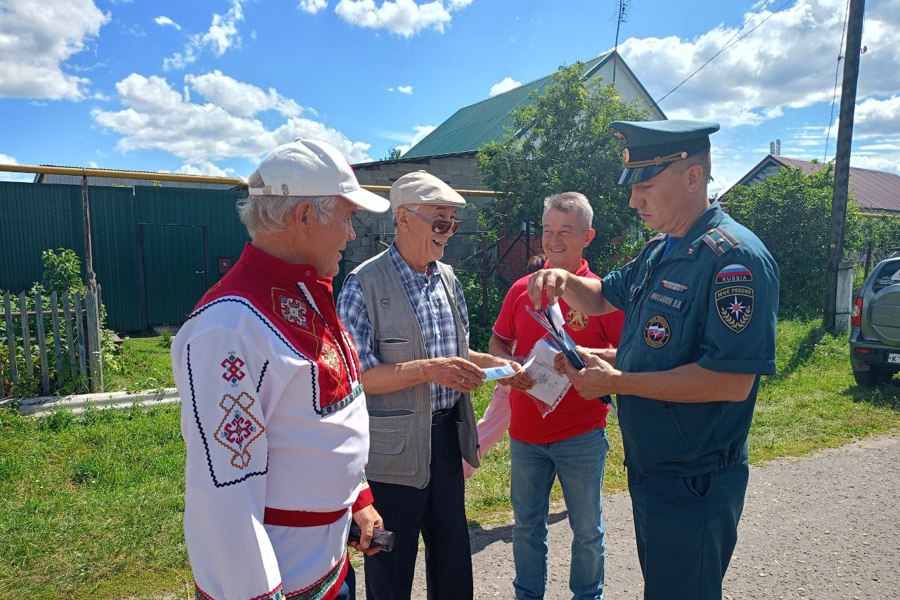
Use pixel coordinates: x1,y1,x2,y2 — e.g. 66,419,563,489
716,286,754,333
566,308,589,331
215,392,265,469
644,315,671,348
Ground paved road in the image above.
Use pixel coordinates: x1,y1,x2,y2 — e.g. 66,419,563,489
356,435,900,599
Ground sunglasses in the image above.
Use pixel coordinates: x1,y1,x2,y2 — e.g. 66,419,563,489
406,209,462,235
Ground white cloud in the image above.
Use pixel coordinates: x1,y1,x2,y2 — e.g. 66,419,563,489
489,76,521,97
853,95,900,138
0,0,109,100
386,124,436,155
91,72,373,173
334,0,471,37
176,162,234,177
0,153,35,182
397,85,413,94
154,16,182,31
186,70,304,118
618,0,900,128
298,0,328,14
163,0,246,71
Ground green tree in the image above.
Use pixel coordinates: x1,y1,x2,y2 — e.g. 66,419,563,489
40,248,85,295
725,164,865,317
384,147,403,160
477,63,649,275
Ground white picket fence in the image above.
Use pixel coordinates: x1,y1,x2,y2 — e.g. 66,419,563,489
0,288,103,398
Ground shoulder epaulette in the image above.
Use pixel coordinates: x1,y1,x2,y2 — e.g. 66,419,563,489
701,227,740,256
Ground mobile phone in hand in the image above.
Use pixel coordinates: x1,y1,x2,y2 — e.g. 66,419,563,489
348,522,395,552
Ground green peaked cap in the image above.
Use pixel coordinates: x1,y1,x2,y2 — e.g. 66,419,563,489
608,119,720,185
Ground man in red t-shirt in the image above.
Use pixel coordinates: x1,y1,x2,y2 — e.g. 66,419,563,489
490,192,623,600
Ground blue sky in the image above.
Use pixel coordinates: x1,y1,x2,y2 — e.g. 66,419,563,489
1,0,898,196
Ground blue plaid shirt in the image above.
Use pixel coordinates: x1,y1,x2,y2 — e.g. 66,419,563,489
337,244,470,412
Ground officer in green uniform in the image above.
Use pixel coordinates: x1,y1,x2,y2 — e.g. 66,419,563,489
528,120,779,600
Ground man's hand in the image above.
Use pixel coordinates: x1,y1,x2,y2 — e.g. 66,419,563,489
424,357,486,392
553,345,620,400
350,505,383,556
497,359,534,391
527,268,571,309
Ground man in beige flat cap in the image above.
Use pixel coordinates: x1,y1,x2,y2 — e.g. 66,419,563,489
338,170,515,600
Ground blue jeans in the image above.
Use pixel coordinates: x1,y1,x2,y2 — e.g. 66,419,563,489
510,428,609,600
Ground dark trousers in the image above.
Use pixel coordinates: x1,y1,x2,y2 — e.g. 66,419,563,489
628,461,750,600
364,405,473,600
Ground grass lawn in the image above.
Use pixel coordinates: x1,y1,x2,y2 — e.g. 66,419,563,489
104,335,176,393
1,318,898,599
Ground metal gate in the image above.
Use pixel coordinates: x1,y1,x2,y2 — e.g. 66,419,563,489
138,224,209,327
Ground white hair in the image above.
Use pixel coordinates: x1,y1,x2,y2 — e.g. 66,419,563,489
543,192,593,231
237,170,339,238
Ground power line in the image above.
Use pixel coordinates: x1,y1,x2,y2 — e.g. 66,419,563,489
824,0,852,161
654,0,793,106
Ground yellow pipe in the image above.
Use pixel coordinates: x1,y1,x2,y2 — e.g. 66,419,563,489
0,163,500,196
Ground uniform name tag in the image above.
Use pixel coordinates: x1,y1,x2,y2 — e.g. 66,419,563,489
648,290,685,311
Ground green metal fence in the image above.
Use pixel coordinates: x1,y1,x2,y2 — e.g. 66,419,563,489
0,182,248,332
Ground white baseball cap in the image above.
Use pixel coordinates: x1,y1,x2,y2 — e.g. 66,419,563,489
389,170,467,213
248,139,389,213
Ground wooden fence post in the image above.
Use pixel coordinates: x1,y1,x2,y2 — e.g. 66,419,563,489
62,292,77,380
74,292,88,382
3,292,15,394
18,292,33,382
85,288,104,392
34,291,50,396
51,292,64,387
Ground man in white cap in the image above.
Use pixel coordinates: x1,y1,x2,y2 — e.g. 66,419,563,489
337,171,516,600
172,139,389,600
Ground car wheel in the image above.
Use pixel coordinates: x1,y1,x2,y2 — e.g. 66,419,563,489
853,368,877,387
873,368,896,384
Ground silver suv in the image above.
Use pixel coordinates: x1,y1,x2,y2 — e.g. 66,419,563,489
850,256,900,386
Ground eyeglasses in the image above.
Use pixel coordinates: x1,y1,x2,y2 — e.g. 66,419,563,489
406,209,462,235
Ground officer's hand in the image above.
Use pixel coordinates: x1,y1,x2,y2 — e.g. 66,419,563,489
350,505,383,556
426,357,486,392
555,347,620,400
527,268,570,309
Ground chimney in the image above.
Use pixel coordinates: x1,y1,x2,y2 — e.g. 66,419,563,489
770,141,775,155
775,139,781,156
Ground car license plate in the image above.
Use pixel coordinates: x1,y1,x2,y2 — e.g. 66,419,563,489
888,353,900,364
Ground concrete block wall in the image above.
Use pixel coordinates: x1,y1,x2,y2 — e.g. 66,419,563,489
346,153,495,273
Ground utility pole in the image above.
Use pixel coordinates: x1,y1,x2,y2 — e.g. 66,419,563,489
824,0,865,331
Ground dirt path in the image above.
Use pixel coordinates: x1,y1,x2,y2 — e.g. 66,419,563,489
357,435,900,599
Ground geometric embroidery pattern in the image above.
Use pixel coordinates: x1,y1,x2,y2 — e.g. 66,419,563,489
279,295,308,328
221,352,246,387
320,341,342,374
214,392,265,469
285,555,346,600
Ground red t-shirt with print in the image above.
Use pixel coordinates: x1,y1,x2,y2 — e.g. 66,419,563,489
493,259,624,444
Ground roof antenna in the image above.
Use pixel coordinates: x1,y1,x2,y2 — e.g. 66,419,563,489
613,0,630,84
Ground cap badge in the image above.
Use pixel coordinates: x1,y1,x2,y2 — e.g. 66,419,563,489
610,128,627,143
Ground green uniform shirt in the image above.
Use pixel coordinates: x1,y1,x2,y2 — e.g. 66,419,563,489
602,202,779,477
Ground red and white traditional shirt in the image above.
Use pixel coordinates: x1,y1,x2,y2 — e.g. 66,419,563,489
172,243,373,600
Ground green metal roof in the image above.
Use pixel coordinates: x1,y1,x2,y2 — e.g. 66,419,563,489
404,51,660,159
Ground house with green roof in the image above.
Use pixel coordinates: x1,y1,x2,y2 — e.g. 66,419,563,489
348,50,664,277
